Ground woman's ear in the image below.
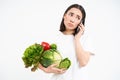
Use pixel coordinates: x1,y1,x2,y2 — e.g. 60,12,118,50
63,14,66,19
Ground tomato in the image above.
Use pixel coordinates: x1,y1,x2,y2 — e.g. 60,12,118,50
41,42,50,51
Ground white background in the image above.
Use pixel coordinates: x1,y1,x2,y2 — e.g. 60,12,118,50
0,0,120,80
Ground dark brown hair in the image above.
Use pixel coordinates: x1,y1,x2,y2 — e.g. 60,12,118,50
59,4,86,35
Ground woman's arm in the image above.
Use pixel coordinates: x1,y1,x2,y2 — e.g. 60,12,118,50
74,38,91,67
74,23,92,67
38,64,66,74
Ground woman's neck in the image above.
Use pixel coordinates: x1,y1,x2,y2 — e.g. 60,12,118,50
63,30,74,35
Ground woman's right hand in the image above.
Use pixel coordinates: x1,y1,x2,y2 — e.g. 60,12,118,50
38,64,66,74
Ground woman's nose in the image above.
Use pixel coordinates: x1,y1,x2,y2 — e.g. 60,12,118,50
70,17,75,23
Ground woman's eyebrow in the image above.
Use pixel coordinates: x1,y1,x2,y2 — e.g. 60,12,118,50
68,12,74,14
77,15,81,18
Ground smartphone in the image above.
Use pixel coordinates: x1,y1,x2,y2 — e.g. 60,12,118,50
75,20,83,34
76,26,80,34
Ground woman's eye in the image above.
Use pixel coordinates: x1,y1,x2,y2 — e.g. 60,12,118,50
77,17,80,20
69,13,73,16
76,16,80,20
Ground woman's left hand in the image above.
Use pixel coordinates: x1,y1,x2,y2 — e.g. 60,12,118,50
75,23,85,39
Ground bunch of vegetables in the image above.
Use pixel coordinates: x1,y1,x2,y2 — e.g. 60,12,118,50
22,41,71,72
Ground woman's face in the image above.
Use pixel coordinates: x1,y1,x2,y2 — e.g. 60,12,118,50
64,8,82,31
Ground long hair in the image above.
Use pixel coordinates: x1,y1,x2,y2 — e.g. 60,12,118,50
59,4,86,35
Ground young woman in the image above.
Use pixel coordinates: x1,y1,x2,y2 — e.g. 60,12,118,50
38,4,93,80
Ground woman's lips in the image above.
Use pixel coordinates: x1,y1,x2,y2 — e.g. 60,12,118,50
68,23,74,27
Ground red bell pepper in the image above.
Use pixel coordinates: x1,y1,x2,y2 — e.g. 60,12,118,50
41,41,50,51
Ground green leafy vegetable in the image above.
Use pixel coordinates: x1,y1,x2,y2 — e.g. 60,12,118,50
22,43,44,72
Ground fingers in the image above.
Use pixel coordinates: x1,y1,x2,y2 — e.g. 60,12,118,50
80,23,85,30
78,23,85,35
53,68,66,74
38,64,43,69
49,64,66,74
